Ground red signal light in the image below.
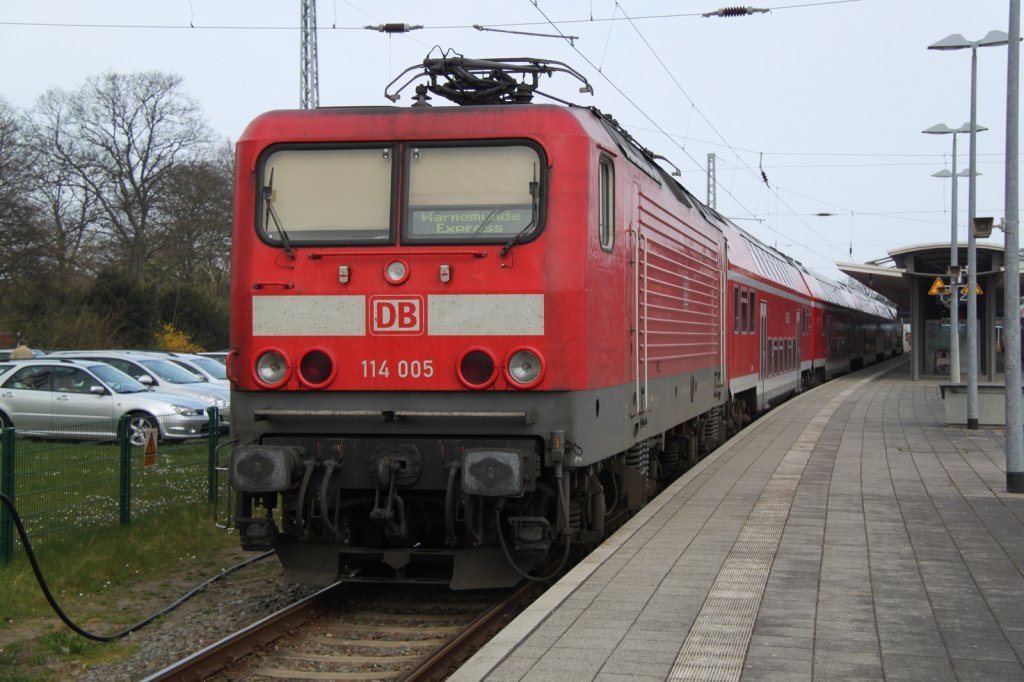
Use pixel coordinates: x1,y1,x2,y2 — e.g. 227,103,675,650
458,348,497,389
299,349,335,388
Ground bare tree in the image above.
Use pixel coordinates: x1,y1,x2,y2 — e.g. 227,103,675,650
24,89,104,279
153,140,233,297
38,71,214,281
0,97,42,285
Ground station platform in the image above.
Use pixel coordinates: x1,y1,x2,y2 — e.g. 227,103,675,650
453,356,1024,681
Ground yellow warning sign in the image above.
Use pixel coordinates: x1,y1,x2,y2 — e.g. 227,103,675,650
930,278,983,297
143,428,158,467
953,283,983,300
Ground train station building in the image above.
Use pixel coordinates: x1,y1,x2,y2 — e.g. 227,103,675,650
837,241,1020,382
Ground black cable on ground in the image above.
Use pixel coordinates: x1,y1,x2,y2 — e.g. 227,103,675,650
0,492,274,642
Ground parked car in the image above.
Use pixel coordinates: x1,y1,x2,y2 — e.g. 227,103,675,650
197,351,229,365
0,359,212,445
147,351,229,386
45,351,231,426
0,348,45,361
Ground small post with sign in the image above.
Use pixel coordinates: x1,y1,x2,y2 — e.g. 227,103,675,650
143,428,158,468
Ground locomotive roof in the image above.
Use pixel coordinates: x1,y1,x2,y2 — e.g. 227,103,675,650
238,102,892,321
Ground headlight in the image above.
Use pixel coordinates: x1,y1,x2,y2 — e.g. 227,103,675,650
506,348,544,388
255,350,289,388
170,404,203,416
384,260,409,284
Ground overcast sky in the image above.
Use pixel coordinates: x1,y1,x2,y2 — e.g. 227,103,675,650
1,0,1018,280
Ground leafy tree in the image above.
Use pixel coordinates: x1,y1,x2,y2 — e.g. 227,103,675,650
159,284,229,351
85,267,159,348
154,322,203,352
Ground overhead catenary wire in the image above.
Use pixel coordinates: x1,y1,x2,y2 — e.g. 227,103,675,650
0,0,864,31
0,0,948,271
528,0,845,266
597,2,845,264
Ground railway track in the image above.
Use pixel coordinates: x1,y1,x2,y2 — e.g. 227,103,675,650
144,579,544,681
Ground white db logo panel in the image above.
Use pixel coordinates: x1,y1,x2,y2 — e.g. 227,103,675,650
370,296,424,335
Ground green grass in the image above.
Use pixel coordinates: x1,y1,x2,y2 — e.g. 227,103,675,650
0,503,249,680
5,432,212,547
0,429,245,680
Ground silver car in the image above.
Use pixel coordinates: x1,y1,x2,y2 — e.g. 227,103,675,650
149,352,229,387
0,359,212,445
46,351,230,426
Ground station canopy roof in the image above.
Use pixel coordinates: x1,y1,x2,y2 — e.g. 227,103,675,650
836,242,1019,319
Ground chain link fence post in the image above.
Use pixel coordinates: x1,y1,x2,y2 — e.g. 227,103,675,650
207,407,219,503
117,414,132,526
1,426,14,564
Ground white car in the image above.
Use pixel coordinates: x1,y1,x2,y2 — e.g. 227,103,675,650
0,359,212,445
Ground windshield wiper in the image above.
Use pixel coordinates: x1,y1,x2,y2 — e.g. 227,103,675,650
469,206,503,236
263,168,296,260
499,178,539,258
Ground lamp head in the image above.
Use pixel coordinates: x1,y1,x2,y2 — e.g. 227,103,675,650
929,30,1009,50
929,33,971,50
923,123,955,135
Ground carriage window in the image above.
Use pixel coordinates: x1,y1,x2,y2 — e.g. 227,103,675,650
599,155,615,251
734,286,739,333
741,290,749,334
259,147,395,244
405,144,543,244
749,292,756,334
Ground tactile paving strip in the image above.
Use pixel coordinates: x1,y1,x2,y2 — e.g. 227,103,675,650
668,381,865,681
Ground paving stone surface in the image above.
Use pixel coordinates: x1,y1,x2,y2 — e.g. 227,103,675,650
453,357,1024,681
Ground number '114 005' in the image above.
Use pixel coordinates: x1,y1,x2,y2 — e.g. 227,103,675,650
361,359,435,379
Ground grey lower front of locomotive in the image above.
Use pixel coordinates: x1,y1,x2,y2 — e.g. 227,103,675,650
228,368,722,589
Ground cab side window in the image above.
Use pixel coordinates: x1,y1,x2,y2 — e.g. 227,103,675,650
599,155,615,252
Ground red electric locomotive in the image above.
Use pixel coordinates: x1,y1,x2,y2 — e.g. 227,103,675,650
225,57,895,589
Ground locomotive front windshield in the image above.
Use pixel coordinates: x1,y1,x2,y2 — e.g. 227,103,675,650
257,143,542,246
259,146,395,244
405,145,541,243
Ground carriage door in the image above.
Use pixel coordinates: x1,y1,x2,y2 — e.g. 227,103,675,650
795,309,802,385
759,300,768,406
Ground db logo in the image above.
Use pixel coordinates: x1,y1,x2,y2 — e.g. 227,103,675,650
370,296,424,335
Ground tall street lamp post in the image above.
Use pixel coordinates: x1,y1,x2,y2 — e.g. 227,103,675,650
1005,0,1022,493
930,30,1010,430
924,123,985,385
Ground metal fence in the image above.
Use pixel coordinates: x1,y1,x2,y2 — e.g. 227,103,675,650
0,409,220,563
